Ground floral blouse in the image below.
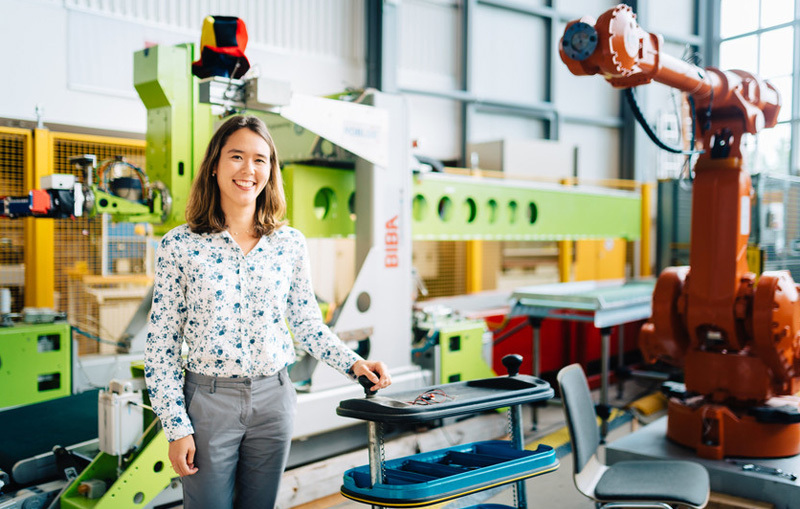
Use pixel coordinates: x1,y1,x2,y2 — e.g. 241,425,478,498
144,224,361,441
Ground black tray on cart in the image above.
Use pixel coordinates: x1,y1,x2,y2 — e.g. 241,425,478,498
336,374,553,424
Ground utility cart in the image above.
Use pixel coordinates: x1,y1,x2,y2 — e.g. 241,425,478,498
336,355,559,508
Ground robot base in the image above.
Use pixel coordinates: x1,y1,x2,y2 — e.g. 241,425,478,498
667,399,800,460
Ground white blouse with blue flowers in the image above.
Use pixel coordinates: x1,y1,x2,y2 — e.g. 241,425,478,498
145,224,361,441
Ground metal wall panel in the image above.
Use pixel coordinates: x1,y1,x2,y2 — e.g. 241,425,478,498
470,111,547,143
472,4,548,104
558,123,620,180
406,95,462,160
64,0,365,60
559,0,617,19
648,0,697,36
398,0,461,89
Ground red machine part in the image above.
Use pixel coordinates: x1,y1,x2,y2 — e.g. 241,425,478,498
487,314,641,386
488,315,567,376
561,4,800,459
30,189,52,215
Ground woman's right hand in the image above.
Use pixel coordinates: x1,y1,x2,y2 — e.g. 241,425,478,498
168,434,199,476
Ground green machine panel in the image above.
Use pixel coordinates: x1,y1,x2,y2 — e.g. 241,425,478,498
134,43,214,234
283,164,356,238
61,432,171,509
413,319,495,385
0,322,72,409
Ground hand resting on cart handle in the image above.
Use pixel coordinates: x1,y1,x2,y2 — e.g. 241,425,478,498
351,359,392,394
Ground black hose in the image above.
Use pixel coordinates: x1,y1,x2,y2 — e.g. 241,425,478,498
624,87,703,156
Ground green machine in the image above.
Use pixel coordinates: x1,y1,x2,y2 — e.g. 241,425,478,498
132,44,214,233
0,322,72,410
412,315,495,385
59,364,173,509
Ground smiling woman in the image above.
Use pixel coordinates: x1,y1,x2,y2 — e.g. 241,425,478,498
216,130,270,221
184,116,286,244
215,128,273,252
144,115,393,509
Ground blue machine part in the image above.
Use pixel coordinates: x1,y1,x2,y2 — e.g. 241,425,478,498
4,196,34,217
561,22,598,61
341,440,558,507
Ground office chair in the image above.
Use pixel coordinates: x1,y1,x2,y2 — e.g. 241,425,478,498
557,364,710,508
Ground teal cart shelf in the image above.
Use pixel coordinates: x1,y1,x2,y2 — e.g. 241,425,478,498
341,440,558,507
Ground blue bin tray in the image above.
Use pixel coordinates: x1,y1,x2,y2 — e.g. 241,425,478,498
340,440,559,507
337,375,553,424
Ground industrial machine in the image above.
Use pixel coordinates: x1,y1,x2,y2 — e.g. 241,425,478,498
57,371,180,509
0,316,71,410
6,39,428,426
0,155,168,224
561,4,800,459
411,304,496,385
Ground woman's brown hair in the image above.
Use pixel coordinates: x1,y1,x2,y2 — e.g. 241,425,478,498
185,115,286,236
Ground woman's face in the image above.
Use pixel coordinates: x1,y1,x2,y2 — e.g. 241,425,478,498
215,128,272,215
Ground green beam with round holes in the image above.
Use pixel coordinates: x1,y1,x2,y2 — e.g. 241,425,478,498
282,166,641,240
411,173,641,240
283,164,356,238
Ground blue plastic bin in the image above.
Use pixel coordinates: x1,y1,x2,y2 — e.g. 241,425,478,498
341,440,558,507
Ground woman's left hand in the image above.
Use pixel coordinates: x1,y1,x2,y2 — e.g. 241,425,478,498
351,359,392,392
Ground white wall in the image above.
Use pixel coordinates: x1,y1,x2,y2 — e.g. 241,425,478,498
468,1,622,178
470,112,547,144
1,0,146,132
0,0,365,134
406,94,462,160
472,5,549,104
647,0,696,36
560,122,620,180
397,0,462,161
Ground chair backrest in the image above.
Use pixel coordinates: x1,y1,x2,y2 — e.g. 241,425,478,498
557,364,601,474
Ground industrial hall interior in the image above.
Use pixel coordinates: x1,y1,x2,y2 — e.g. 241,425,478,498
4,0,800,508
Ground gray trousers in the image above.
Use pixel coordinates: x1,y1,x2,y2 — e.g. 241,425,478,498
181,369,296,509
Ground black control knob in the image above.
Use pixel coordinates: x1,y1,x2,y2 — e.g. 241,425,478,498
358,375,377,397
502,354,523,377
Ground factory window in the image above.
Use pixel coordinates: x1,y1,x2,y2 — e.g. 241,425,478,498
719,0,796,174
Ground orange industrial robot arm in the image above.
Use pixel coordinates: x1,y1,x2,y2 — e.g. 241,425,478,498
561,4,800,460
560,4,780,153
